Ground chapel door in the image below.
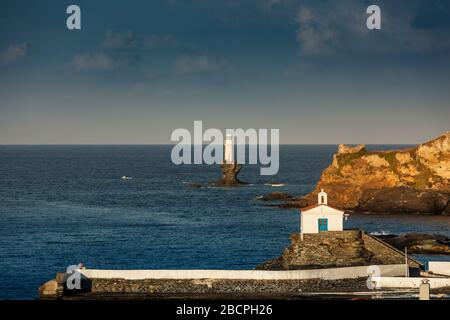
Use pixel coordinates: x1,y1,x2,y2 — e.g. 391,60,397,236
318,218,328,232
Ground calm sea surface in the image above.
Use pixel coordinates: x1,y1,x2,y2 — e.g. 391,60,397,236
0,145,449,299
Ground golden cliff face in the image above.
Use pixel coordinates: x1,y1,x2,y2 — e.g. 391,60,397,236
416,132,450,180
304,132,450,213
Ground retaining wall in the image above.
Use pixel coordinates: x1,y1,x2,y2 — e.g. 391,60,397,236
428,262,450,276
362,232,422,268
372,276,450,289
79,264,406,280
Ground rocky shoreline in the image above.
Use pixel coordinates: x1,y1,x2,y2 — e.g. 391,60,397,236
375,233,450,255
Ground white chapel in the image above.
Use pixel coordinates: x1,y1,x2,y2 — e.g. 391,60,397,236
300,189,346,234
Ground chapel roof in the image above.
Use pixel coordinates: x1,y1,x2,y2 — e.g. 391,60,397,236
300,203,344,213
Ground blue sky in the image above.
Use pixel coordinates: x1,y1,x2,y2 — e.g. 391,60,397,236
0,0,449,144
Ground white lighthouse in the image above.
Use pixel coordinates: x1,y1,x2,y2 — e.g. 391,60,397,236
224,134,234,164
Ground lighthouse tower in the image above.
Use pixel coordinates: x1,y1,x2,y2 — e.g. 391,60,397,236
224,134,234,164
210,133,245,186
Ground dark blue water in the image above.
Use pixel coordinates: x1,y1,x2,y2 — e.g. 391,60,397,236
0,145,449,299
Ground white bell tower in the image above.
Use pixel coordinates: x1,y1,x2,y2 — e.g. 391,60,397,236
318,189,327,205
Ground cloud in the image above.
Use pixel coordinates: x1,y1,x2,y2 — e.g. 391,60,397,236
294,0,450,56
71,52,122,71
295,2,371,56
144,34,177,49
1,43,28,65
295,7,339,56
102,30,136,49
260,0,293,12
71,30,135,72
174,55,228,73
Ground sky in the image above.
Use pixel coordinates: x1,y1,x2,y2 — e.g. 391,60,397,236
0,0,449,144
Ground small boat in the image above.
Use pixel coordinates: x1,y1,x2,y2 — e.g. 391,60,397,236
264,182,285,187
121,176,132,180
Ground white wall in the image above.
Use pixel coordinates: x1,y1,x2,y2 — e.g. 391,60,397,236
372,276,450,289
79,265,405,281
428,262,450,276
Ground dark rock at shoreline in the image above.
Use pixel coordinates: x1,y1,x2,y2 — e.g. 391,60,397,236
355,187,449,215
276,198,308,209
259,197,308,209
443,203,450,215
187,183,203,189
257,192,308,209
39,280,60,299
255,257,283,270
375,233,450,255
257,192,295,202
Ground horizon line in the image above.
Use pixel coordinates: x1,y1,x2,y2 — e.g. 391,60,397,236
0,143,418,146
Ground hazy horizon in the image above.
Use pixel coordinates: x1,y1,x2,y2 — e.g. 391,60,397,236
0,142,426,146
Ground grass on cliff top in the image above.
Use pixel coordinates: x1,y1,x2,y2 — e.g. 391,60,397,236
336,148,437,188
336,150,368,169
412,164,437,189
379,152,398,170
379,150,436,188
337,149,416,169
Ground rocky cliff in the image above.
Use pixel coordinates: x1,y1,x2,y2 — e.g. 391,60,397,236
297,132,450,214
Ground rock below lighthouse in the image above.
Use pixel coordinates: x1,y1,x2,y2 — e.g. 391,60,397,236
210,133,247,186
210,163,247,186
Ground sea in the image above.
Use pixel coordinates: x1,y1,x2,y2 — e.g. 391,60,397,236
0,145,449,299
